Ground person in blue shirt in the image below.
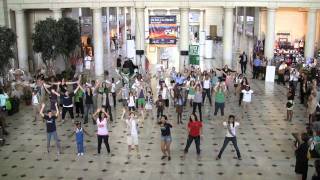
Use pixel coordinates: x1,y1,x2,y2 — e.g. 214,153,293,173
175,73,185,86
69,121,92,156
252,56,262,79
40,102,61,155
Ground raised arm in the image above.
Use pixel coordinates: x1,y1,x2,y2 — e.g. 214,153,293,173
51,89,60,97
54,103,59,117
92,108,101,119
40,103,45,119
73,84,81,94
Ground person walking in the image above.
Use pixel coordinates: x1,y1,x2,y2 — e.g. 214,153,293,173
295,133,310,180
183,113,203,160
216,115,241,160
252,56,261,79
239,51,248,74
158,115,172,161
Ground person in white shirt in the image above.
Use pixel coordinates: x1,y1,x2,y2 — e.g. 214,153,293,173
32,90,40,121
278,61,287,86
126,112,140,159
241,85,254,117
216,115,241,160
202,75,212,106
289,67,299,91
93,108,110,154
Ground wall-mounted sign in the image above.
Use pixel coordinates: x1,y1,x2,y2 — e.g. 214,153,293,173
149,16,177,45
189,45,200,65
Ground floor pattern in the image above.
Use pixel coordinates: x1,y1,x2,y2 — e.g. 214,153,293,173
0,79,315,180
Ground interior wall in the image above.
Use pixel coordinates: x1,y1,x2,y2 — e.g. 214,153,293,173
316,11,320,51
204,7,223,37
260,8,307,43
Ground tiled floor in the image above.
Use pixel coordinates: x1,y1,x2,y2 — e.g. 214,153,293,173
0,79,315,180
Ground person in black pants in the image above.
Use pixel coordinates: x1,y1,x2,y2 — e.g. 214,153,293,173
156,95,164,120
53,84,81,123
103,90,113,122
193,85,203,121
183,114,203,160
299,73,307,104
295,133,309,180
93,108,111,154
202,75,212,106
239,51,248,74
216,115,241,160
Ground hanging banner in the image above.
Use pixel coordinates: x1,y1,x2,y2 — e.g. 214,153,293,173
149,16,177,45
189,45,200,65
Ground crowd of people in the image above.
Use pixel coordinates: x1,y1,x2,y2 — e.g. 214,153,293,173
1,52,320,179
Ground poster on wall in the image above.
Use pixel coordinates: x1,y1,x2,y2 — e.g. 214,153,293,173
149,16,177,45
189,45,200,65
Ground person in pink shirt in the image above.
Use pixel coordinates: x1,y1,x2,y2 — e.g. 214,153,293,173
93,108,110,154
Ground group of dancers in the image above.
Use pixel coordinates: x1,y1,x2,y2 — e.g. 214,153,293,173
28,64,254,161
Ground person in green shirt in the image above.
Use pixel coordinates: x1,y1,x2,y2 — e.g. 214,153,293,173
187,81,196,107
214,83,226,116
75,88,84,118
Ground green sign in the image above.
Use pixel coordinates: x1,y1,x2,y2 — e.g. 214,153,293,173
189,45,200,65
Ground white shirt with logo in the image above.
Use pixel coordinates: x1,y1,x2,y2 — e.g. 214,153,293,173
242,90,254,102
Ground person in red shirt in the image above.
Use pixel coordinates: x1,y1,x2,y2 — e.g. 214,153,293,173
183,113,203,160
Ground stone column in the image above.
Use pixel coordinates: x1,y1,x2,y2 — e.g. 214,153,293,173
223,7,234,66
116,7,120,41
105,7,111,53
241,7,247,52
264,7,276,60
123,7,127,54
305,8,318,59
130,7,135,36
15,9,29,71
199,10,204,31
179,8,189,72
254,7,261,40
92,7,104,79
135,7,145,70
51,8,62,20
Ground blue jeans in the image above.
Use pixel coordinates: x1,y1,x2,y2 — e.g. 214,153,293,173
217,136,241,158
214,102,225,116
84,104,94,123
47,131,61,153
77,141,84,153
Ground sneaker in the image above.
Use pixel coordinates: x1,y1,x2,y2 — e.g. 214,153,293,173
80,153,84,156
161,155,167,160
168,156,171,161
216,156,220,160
77,153,81,156
238,157,242,160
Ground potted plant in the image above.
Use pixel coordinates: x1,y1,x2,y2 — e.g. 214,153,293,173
23,87,32,106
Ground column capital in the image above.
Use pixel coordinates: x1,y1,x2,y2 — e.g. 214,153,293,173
266,7,277,11
308,8,318,13
135,7,145,11
224,6,235,10
91,7,102,11
179,7,190,11
14,8,24,14
51,8,62,12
